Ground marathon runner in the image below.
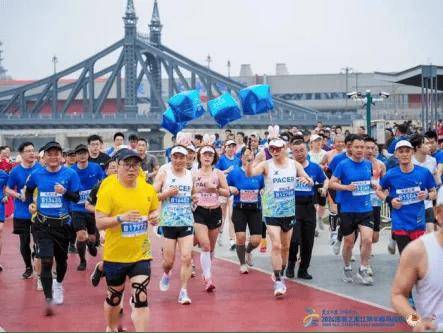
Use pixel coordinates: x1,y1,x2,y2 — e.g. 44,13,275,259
245,125,313,297
71,144,104,271
193,139,230,292
227,147,264,274
391,187,443,332
5,142,42,278
24,141,81,315
329,135,375,285
95,148,160,332
154,139,194,305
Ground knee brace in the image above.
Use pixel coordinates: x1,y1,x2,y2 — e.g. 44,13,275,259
329,213,339,232
105,286,123,307
131,277,150,308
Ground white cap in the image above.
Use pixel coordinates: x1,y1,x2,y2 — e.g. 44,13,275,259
200,146,216,154
394,140,413,151
268,138,285,148
437,187,443,207
171,146,188,156
186,144,197,152
225,140,236,146
310,134,322,142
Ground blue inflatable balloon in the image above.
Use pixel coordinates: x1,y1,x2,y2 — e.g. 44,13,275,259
208,93,242,128
167,90,205,123
239,84,274,115
161,108,187,135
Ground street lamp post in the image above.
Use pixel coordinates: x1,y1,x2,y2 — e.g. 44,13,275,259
348,90,389,137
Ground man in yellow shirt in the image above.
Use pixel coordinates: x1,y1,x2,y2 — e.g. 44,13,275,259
95,149,159,332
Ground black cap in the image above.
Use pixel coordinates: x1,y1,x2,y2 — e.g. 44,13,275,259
42,141,63,153
65,149,76,156
114,148,142,162
74,144,89,154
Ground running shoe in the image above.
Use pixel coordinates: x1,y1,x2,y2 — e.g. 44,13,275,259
274,280,286,297
240,264,249,274
178,289,192,305
367,265,374,277
329,231,338,246
77,260,87,271
342,267,353,283
44,298,54,316
388,239,396,255
159,272,170,291
22,267,33,279
68,243,77,254
90,262,103,287
245,252,253,266
52,280,64,305
332,240,342,255
356,267,373,285
87,242,98,257
36,277,43,291
259,239,267,253
204,277,215,292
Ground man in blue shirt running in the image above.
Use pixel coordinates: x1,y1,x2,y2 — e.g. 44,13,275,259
25,141,80,316
71,144,104,271
5,142,42,279
329,135,375,286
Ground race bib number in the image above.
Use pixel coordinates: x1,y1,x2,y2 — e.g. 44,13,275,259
170,196,191,205
121,219,148,238
396,187,421,205
240,190,259,203
78,190,91,204
352,181,371,196
274,189,295,199
40,192,63,209
295,178,312,192
198,192,218,206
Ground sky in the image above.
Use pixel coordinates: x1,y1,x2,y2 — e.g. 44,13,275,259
0,0,442,80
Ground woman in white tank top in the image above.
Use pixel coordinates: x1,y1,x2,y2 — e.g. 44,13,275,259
154,144,195,304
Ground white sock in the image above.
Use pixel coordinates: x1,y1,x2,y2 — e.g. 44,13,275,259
200,251,212,279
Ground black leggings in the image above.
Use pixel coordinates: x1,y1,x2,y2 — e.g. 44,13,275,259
261,221,267,238
19,233,32,268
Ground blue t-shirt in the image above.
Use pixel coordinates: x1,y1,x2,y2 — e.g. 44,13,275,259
7,163,43,219
380,165,435,231
333,158,373,213
26,166,80,218
0,170,9,222
328,152,348,173
295,161,326,198
227,166,264,207
216,155,241,173
71,162,104,212
434,150,443,164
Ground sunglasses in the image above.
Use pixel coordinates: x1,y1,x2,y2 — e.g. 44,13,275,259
269,146,283,153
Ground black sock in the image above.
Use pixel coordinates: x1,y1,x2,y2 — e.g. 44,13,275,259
77,241,86,262
246,242,257,253
236,245,246,265
273,270,281,281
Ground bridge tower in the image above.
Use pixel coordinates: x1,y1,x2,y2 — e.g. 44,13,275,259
123,0,138,114
148,0,163,113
